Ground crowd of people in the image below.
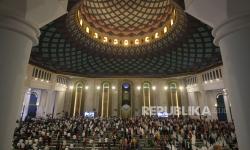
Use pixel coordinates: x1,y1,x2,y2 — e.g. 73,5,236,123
13,115,238,150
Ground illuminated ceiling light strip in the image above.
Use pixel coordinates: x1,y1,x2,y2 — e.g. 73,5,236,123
171,19,174,26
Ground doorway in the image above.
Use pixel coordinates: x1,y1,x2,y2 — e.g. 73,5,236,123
216,93,227,121
27,92,38,118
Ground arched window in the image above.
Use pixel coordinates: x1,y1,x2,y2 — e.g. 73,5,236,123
70,82,85,117
167,82,182,116
169,82,177,107
99,82,112,118
142,82,151,108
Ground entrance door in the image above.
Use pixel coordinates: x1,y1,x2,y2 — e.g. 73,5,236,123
216,94,227,121
27,93,38,118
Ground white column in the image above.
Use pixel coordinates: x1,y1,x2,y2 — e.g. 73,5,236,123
37,90,48,118
0,0,67,148
44,90,56,117
179,80,189,111
185,0,250,148
54,91,66,117
64,86,73,115
0,15,39,149
213,14,250,149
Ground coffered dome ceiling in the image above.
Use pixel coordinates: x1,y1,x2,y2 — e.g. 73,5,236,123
30,0,222,77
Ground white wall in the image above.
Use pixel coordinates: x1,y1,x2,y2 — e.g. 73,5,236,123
23,64,231,121
206,90,219,120
84,79,95,112
54,91,66,117
44,91,56,117
37,90,47,117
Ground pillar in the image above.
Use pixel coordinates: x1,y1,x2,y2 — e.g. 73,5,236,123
0,14,39,149
54,91,66,117
185,0,250,148
37,90,48,117
0,0,67,148
213,14,250,149
44,90,56,117
64,83,74,115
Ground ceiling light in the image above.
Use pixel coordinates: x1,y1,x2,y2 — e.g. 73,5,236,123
135,39,139,45
171,19,174,26
86,27,89,33
164,27,168,33
94,33,98,38
103,37,108,42
124,40,128,46
114,39,118,45
80,19,83,26
155,32,159,39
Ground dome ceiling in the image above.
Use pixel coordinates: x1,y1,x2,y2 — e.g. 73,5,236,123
79,0,175,37
29,0,222,77
66,0,187,56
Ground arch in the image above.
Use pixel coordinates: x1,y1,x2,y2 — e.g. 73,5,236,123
216,93,227,121
118,80,134,118
27,91,38,118
167,81,182,116
70,81,85,117
142,81,152,109
99,81,112,118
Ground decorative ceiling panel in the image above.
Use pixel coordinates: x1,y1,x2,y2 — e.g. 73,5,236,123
29,0,222,77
